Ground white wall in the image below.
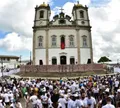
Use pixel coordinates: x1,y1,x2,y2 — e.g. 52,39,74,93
35,49,46,65
80,48,90,64
49,29,77,47
48,48,77,65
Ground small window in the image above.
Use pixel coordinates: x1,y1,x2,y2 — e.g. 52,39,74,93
69,35,74,47
38,36,43,47
40,10,44,18
80,11,84,18
51,35,57,47
70,57,75,64
82,36,87,47
52,57,57,65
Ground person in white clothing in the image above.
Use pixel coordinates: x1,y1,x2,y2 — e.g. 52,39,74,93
0,99,4,108
86,92,96,108
30,94,38,108
102,97,115,108
58,95,67,108
67,95,76,108
36,96,42,108
3,92,10,105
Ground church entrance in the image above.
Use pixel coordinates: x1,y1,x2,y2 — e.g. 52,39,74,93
60,56,66,64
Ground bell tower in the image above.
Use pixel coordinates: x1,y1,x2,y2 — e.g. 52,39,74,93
34,2,51,27
72,1,90,26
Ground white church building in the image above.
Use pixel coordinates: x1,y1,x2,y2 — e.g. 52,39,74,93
32,2,93,65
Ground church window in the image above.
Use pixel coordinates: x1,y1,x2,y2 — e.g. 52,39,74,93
51,35,57,47
40,10,44,18
70,57,75,64
61,36,65,49
80,10,84,18
38,36,43,47
82,36,87,47
52,57,57,65
69,35,74,47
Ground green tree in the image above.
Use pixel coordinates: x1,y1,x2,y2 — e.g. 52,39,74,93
98,56,111,63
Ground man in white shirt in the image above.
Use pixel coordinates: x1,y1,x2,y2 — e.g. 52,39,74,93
114,80,119,92
30,94,38,108
67,95,76,108
86,92,96,108
102,97,115,108
36,96,42,108
0,99,4,108
3,92,10,105
58,95,67,108
75,94,84,108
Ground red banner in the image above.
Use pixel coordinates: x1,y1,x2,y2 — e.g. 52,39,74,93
61,42,65,49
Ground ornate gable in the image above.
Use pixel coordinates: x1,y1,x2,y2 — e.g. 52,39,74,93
49,12,74,26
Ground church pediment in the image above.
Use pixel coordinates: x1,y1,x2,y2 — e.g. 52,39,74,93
49,12,74,26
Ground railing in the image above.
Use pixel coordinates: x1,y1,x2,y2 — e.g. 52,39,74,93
20,64,104,73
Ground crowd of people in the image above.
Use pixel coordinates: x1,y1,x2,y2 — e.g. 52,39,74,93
0,73,120,108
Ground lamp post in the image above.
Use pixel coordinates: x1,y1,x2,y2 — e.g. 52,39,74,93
30,51,31,65
20,55,22,65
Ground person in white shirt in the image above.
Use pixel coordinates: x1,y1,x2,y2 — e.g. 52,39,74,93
30,94,38,108
15,100,22,108
36,96,42,108
3,92,10,105
67,95,76,108
81,92,88,107
0,99,4,108
9,91,14,103
75,94,84,108
58,95,67,108
102,97,115,108
41,93,48,108
114,80,119,92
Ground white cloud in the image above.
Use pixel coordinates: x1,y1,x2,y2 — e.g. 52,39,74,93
0,0,52,37
0,0,52,53
0,32,32,51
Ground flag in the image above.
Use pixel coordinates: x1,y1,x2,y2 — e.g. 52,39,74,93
61,42,65,49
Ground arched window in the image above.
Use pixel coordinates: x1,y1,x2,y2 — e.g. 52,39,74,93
80,10,84,18
52,57,57,65
40,10,44,18
38,36,43,47
61,36,65,49
82,36,87,47
70,57,75,64
51,35,57,47
69,35,74,47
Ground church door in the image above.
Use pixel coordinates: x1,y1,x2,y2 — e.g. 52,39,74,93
60,56,66,64
39,60,43,65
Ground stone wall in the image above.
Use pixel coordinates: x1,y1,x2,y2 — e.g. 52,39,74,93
20,64,105,73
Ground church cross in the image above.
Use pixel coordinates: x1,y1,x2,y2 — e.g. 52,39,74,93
59,7,64,12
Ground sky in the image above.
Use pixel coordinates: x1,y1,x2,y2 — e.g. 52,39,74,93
0,0,120,63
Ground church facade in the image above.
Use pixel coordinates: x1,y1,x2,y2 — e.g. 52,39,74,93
32,2,93,65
